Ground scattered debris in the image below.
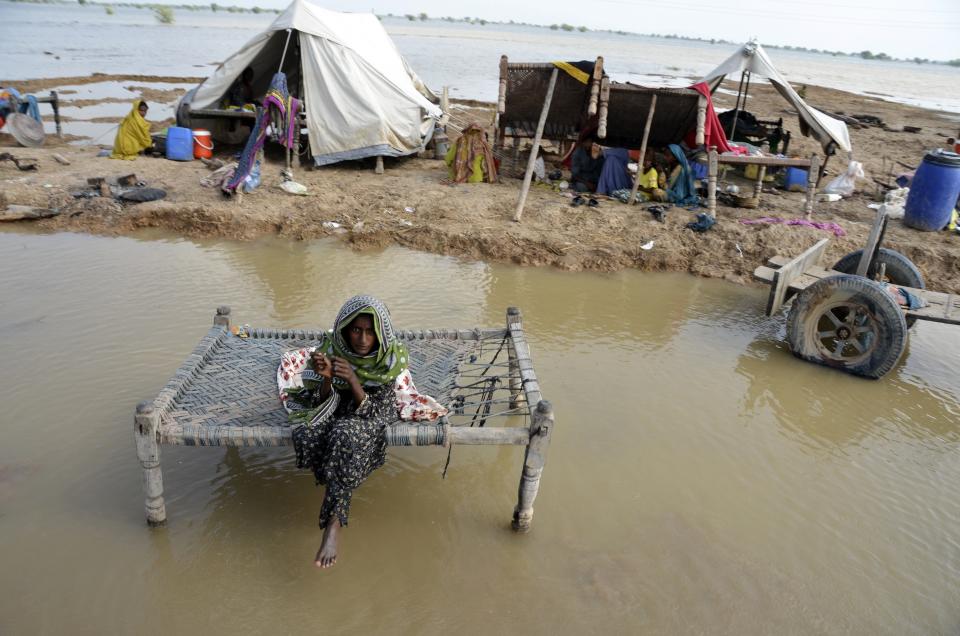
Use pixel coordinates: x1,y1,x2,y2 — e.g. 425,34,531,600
52,153,71,166
279,181,308,196
0,153,37,171
1,205,60,222
640,240,655,250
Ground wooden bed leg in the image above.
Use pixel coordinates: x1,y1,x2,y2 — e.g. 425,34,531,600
375,155,384,175
135,401,166,527
707,147,719,218
512,400,554,532
805,154,820,219
753,165,767,199
506,307,526,409
50,91,62,138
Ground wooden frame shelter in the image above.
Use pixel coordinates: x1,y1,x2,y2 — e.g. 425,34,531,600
134,306,554,533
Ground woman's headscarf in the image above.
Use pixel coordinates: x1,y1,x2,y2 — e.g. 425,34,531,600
311,295,409,389
110,99,152,160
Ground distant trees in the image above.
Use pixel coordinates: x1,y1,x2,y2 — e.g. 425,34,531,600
418,12,427,20
153,5,173,23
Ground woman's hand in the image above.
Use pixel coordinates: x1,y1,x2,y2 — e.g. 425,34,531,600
311,351,334,381
331,357,360,387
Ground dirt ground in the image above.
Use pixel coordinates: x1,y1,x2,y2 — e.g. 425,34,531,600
2,76,959,294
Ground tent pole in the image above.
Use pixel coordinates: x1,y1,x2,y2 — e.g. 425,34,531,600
513,68,558,223
628,94,657,206
729,70,746,140
278,28,293,73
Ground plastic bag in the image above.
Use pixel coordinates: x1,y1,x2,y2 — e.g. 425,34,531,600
242,160,261,193
533,156,545,182
823,160,864,196
868,187,909,219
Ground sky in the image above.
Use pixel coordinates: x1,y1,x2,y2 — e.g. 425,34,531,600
197,0,960,61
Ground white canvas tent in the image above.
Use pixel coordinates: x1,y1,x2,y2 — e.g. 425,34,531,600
184,0,441,166
701,41,852,154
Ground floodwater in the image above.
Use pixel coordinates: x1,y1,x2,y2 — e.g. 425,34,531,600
2,3,960,113
0,229,958,634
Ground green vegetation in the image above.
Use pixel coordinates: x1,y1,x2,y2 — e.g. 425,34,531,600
104,3,112,12
418,11,426,20
152,4,172,22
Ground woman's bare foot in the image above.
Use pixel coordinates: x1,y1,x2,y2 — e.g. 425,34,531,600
315,519,340,568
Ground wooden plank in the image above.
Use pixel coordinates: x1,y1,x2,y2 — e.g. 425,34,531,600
856,208,888,277
513,67,558,223
715,155,813,168
753,264,777,284
627,94,657,206
765,238,830,316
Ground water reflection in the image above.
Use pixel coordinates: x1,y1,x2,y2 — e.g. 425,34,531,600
1,230,959,634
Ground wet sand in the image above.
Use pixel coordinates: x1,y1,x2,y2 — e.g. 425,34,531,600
2,76,959,294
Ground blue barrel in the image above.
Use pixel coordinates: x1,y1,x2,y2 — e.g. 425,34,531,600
783,166,808,192
165,126,193,161
904,150,960,231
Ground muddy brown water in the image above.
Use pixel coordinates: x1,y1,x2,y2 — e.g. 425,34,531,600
0,229,958,635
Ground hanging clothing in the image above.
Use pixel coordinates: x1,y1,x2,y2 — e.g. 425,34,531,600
596,148,632,196
225,72,300,192
446,123,497,183
110,100,152,160
666,144,699,205
277,295,447,528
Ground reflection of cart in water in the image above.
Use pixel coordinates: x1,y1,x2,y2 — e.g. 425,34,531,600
753,211,960,378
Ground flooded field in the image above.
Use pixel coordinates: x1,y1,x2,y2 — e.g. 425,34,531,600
0,229,958,634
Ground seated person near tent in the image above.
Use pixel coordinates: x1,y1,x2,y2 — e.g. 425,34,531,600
110,99,153,160
570,138,604,192
444,123,498,183
595,146,634,196
635,150,667,202
227,67,259,108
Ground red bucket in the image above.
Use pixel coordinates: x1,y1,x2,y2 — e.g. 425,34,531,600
192,129,213,160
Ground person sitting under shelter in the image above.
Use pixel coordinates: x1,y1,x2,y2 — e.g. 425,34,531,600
596,146,633,196
227,67,258,108
445,123,498,183
570,138,604,192
110,99,153,160
635,150,667,202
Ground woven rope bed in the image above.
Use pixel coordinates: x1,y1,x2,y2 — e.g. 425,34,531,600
134,306,554,532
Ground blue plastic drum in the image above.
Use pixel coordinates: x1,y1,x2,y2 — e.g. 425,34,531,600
904,150,960,231
165,126,194,162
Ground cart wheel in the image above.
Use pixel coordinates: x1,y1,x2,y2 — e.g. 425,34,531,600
832,248,925,328
787,275,908,378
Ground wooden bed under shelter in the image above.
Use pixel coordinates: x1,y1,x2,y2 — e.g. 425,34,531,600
134,307,554,532
495,56,607,175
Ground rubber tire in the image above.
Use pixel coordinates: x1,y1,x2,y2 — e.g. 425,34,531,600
787,275,908,379
832,248,924,328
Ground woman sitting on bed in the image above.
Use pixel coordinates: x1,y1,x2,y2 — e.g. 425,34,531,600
277,295,447,569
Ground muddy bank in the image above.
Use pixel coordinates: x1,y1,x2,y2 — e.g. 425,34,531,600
1,77,959,294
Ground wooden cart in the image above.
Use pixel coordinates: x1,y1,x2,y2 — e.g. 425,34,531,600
753,210,959,378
